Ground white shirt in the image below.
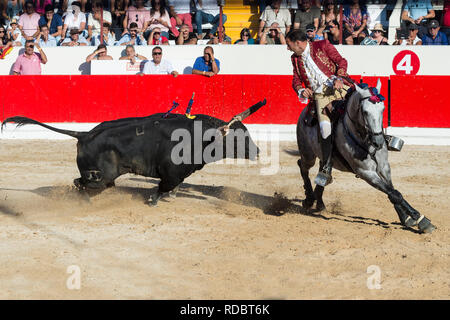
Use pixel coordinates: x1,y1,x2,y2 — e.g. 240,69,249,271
143,59,175,74
88,11,112,37
64,12,86,36
260,5,291,34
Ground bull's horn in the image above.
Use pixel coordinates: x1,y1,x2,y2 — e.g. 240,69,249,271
218,99,267,136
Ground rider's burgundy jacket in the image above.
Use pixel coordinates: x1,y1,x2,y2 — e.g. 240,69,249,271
291,39,353,92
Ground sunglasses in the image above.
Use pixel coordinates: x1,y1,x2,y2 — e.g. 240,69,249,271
26,45,34,48
152,52,162,55
243,33,250,37
154,32,160,35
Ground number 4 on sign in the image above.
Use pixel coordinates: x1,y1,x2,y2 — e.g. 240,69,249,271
396,54,413,74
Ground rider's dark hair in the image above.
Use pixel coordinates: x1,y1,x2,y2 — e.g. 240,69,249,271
286,29,308,42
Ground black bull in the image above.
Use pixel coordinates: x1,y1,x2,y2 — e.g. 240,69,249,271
2,100,266,205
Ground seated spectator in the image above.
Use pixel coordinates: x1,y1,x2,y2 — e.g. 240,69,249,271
294,0,320,34
62,0,88,13
0,25,13,58
145,0,171,40
441,0,450,40
61,28,89,46
393,24,422,45
13,39,47,75
111,0,128,41
123,0,149,36
360,23,388,45
422,19,449,45
168,0,193,38
318,0,340,36
323,19,340,45
7,16,23,46
39,4,63,42
142,46,178,76
18,1,41,41
401,0,435,39
61,2,87,39
193,0,227,39
207,25,231,44
36,24,57,47
92,22,116,46
259,22,286,45
192,45,220,77
5,0,23,21
33,0,52,15
119,44,148,64
87,1,112,42
86,44,113,62
305,23,324,42
176,23,198,45
148,26,169,45
235,28,255,44
116,22,147,45
258,0,290,39
343,0,369,45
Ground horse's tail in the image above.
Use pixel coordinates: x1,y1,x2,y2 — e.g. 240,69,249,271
2,116,86,139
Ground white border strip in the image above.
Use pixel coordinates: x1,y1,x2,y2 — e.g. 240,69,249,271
1,123,449,145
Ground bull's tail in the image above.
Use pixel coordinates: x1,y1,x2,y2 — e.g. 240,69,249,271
1,116,86,139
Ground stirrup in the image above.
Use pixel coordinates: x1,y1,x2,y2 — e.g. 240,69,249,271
315,168,333,187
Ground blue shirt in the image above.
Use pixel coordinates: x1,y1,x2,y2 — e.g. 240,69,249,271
38,14,63,35
193,56,221,72
38,35,57,47
93,33,117,46
115,33,147,46
422,31,449,45
403,0,433,20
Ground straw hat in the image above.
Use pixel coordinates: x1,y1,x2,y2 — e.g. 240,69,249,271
372,23,385,32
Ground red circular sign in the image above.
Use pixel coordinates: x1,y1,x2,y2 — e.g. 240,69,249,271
392,50,420,75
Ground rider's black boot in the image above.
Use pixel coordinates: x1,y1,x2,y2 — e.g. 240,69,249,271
315,136,333,187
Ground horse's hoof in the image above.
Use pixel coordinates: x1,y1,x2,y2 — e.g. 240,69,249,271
147,195,160,207
404,216,418,228
316,201,326,212
302,198,315,209
169,191,177,199
418,216,436,234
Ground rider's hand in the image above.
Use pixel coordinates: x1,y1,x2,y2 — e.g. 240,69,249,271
334,79,344,90
301,88,313,99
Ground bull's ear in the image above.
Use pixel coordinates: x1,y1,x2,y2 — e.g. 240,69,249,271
376,78,382,92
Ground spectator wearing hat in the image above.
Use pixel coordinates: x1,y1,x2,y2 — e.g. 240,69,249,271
393,23,422,45
39,4,63,42
142,46,178,77
61,28,89,46
364,23,388,45
260,22,286,45
18,1,41,40
323,19,340,45
422,19,449,45
12,39,47,75
36,24,57,47
61,2,87,39
116,22,147,46
86,44,113,62
402,0,435,38
305,23,324,42
119,45,148,64
235,28,256,44
7,16,23,46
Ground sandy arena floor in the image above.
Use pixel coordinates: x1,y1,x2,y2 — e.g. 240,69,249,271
0,140,449,299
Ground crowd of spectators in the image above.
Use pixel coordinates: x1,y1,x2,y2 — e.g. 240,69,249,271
1,0,449,57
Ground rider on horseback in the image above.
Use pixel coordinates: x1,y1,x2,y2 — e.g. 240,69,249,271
286,30,353,186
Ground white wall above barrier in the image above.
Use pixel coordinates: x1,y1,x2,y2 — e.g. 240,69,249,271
1,45,449,76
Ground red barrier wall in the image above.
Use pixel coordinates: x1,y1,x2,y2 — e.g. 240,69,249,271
390,76,450,128
4,74,449,128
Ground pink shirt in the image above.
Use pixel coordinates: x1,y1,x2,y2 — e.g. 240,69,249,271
126,6,150,30
18,13,41,37
13,53,43,75
34,0,53,15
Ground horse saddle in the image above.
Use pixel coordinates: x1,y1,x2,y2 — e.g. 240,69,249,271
303,99,347,127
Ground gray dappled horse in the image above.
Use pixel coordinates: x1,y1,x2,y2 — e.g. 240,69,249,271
296,80,436,233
